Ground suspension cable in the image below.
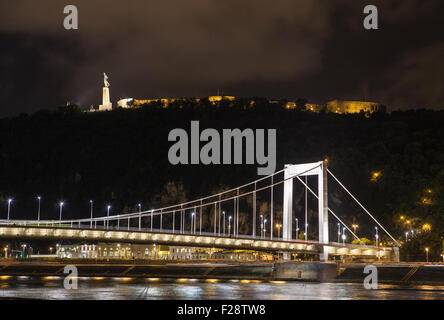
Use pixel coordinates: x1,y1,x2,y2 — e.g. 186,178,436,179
295,176,366,246
327,169,400,246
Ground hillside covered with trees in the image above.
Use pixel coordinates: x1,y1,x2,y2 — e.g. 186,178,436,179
0,98,442,261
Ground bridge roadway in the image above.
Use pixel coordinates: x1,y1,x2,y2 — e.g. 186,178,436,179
0,224,398,261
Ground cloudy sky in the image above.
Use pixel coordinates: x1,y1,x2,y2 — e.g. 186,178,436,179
0,0,443,117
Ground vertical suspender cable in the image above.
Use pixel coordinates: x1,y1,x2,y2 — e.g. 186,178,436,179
253,182,257,238
305,175,308,241
271,175,274,240
200,200,202,235
214,203,217,235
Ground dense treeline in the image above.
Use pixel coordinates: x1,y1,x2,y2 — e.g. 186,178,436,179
0,98,443,260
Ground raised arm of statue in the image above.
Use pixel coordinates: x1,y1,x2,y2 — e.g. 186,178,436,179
103,72,110,88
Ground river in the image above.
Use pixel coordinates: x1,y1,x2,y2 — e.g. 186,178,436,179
1,277,444,300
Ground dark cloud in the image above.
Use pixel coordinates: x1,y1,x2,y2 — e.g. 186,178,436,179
0,0,443,116
375,43,444,110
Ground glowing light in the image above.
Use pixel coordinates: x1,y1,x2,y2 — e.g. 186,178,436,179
205,279,219,283
370,171,382,182
147,278,160,282
422,224,431,231
120,277,132,281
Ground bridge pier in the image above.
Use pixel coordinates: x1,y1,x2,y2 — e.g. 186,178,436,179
273,261,337,282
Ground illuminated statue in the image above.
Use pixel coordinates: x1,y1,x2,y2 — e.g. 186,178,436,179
103,72,110,88
99,73,112,111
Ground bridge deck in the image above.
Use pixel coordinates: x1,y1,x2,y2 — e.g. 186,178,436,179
0,225,398,261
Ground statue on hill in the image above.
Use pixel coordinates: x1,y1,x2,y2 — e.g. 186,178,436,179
103,72,110,88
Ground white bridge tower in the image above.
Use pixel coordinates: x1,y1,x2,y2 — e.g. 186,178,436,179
283,161,329,261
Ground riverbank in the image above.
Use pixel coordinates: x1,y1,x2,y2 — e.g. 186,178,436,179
336,262,444,285
2,260,444,285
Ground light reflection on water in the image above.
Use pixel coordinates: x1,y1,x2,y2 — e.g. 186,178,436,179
1,277,444,300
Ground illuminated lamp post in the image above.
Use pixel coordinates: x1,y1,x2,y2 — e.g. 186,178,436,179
107,205,111,228
37,196,41,226
7,199,12,220
337,223,341,243
59,202,64,223
375,227,379,247
276,223,282,239
264,219,268,238
260,215,264,238
222,211,226,236
89,200,93,229
295,218,299,240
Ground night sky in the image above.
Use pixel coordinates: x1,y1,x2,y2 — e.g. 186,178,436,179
0,0,443,118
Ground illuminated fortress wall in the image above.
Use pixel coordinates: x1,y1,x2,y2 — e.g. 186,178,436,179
115,97,383,114
326,100,382,114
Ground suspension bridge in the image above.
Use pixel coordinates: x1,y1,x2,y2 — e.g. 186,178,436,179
0,161,400,262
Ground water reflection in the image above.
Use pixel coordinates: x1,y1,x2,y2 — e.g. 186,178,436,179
1,277,444,300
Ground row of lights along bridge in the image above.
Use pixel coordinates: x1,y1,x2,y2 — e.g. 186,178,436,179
2,198,383,244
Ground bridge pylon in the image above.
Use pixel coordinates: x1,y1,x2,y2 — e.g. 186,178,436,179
283,161,329,261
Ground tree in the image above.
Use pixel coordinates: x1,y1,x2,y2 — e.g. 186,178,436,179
352,237,373,245
152,181,187,207
295,98,308,111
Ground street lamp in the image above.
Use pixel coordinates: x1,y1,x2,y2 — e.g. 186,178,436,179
89,200,93,228
352,224,358,235
37,196,41,225
425,248,429,263
7,199,12,220
305,223,308,241
21,244,27,258
295,218,299,240
228,216,232,236
375,226,379,247
222,211,226,235
260,215,264,238
138,203,142,231
191,212,195,234
405,232,408,242
106,205,111,229
264,219,267,238
337,223,341,243
342,227,346,245
59,202,64,222
276,223,282,238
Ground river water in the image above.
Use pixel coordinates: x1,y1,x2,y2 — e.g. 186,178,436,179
1,277,444,300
